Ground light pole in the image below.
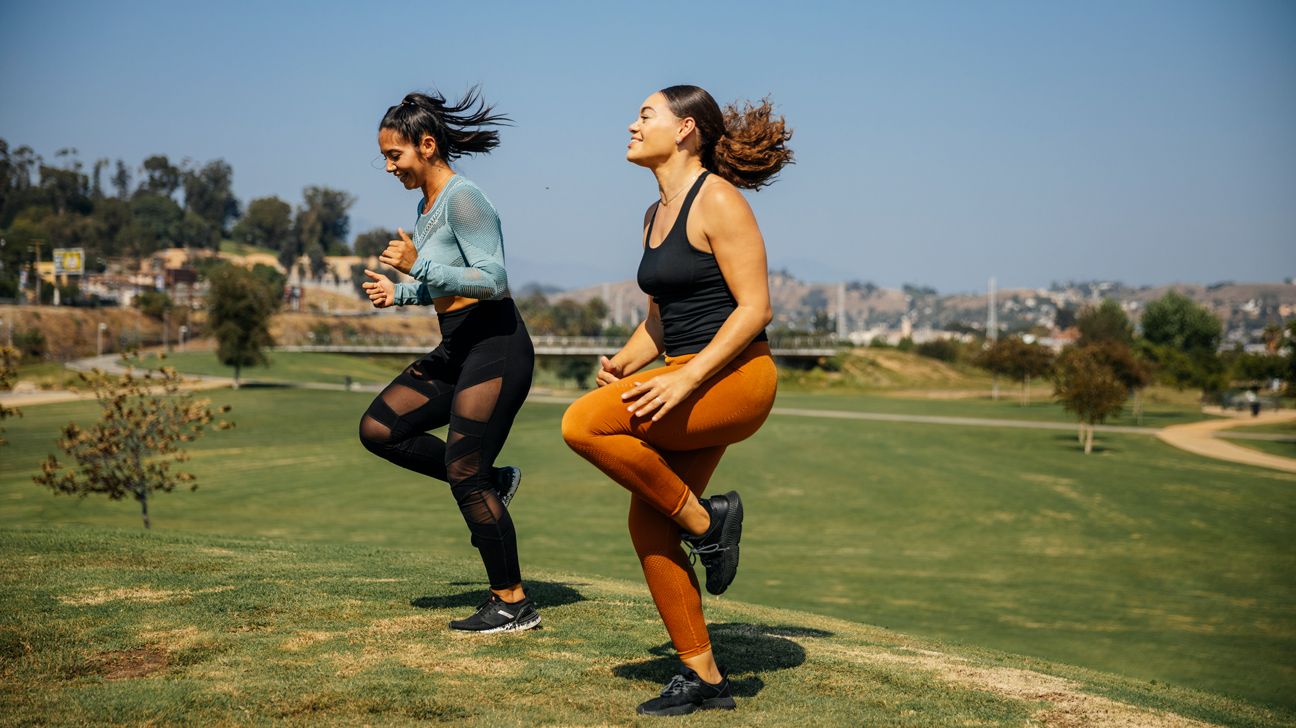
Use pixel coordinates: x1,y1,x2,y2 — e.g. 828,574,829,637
97,322,107,357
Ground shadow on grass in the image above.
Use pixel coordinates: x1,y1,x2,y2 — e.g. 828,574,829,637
1050,433,1118,454
409,580,586,610
613,623,832,698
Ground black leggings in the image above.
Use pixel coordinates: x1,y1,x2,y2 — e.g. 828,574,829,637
359,299,534,589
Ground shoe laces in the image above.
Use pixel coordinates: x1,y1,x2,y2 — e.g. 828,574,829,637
660,673,698,697
686,541,726,566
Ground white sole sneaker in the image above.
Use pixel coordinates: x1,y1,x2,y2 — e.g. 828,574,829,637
496,466,522,508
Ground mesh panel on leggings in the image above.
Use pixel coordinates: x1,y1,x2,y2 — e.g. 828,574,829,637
447,377,505,519
359,373,430,444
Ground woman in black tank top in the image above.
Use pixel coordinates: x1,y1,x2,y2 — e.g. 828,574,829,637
562,85,793,717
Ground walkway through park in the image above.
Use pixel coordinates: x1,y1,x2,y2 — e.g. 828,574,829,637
4,354,1293,474
1156,409,1296,474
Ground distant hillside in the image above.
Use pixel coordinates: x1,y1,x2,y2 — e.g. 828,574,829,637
551,276,1296,337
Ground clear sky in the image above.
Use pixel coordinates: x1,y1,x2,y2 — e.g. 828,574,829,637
2,0,1293,293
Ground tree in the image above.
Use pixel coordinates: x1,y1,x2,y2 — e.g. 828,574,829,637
232,196,293,252
111,159,132,200
1007,339,1055,406
293,186,355,266
1139,291,1224,393
352,228,396,260
207,264,280,385
175,210,219,249
0,345,20,446
39,160,92,216
975,336,1052,403
1227,351,1287,386
182,159,240,236
119,193,184,256
1054,345,1128,454
1141,291,1221,353
32,356,232,528
138,154,182,198
1077,299,1132,346
1087,340,1153,423
134,290,174,321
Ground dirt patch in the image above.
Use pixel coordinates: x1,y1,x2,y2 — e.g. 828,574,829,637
94,647,169,680
820,644,1217,728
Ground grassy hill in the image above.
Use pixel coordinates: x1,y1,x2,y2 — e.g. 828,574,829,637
1,526,1286,727
2,385,1291,720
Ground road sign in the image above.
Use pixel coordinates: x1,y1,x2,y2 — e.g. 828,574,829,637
52,248,84,275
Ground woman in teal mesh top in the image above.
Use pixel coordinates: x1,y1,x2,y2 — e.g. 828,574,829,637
359,87,539,634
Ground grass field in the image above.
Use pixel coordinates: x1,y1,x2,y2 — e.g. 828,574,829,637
137,349,1211,426
1224,421,1296,459
6,527,1288,727
3,384,1292,718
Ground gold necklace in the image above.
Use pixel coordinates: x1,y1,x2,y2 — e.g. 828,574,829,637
659,170,702,207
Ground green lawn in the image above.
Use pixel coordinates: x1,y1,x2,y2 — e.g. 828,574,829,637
140,351,413,387
2,387,1292,714
141,350,1210,426
6,527,1286,727
1223,421,1296,459
773,390,1210,426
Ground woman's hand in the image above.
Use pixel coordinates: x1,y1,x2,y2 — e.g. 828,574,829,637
379,228,418,275
362,269,395,308
622,368,702,422
596,356,623,387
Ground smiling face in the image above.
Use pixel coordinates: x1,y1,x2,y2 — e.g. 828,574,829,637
378,128,437,190
626,92,693,168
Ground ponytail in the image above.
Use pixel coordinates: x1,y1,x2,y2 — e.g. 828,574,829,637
380,85,511,161
660,85,793,190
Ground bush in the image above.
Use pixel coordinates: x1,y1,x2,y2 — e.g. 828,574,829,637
12,328,45,359
914,339,961,363
133,290,173,320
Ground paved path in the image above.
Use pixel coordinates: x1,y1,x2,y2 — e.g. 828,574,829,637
1157,409,1296,474
11,358,1296,474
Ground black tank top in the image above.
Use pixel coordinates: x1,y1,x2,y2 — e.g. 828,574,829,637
636,171,769,356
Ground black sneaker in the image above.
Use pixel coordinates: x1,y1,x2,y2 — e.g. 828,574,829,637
636,668,736,716
493,466,522,508
448,593,541,633
681,491,744,595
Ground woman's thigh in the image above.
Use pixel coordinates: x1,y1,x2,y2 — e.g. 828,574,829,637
569,356,775,452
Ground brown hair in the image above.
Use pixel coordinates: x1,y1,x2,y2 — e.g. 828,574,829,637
659,85,793,190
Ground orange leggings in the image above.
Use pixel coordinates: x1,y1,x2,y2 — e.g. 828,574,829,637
561,341,776,658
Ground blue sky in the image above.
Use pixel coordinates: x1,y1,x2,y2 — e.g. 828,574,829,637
2,0,1293,293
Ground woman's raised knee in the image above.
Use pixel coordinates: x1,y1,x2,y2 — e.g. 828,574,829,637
561,400,597,452
358,414,391,453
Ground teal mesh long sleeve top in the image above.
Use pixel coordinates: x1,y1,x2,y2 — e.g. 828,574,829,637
392,176,511,306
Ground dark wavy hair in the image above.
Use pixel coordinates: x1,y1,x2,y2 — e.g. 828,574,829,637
379,86,512,162
659,85,793,190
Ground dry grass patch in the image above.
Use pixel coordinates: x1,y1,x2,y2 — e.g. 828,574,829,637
279,630,341,652
818,644,1218,728
60,585,236,606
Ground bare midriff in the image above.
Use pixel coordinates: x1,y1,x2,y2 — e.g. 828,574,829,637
434,295,480,314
